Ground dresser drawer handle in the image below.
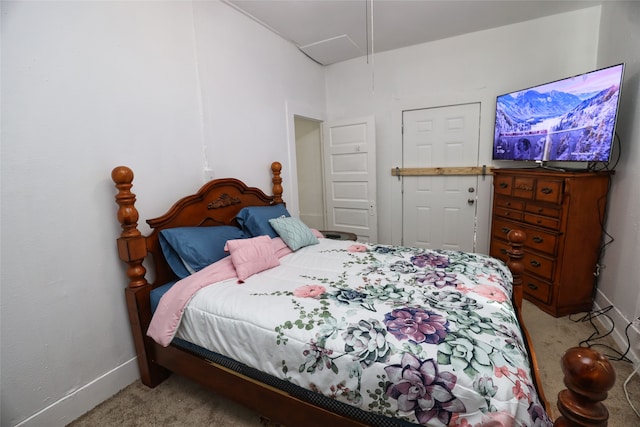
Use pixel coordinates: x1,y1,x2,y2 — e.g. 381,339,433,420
532,236,544,243
506,202,512,207
500,248,507,255
504,211,510,216
530,260,542,268
527,283,539,290
541,187,553,194
537,208,544,213
501,226,511,234
499,182,508,189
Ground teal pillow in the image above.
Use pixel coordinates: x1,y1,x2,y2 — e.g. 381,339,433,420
268,217,318,251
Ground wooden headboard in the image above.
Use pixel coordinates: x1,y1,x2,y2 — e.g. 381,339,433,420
112,161,284,289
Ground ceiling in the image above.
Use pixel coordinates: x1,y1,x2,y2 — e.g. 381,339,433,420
225,0,602,65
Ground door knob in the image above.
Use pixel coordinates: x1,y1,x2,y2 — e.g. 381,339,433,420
468,198,475,205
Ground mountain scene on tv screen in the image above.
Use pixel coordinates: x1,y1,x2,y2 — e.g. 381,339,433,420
495,85,620,161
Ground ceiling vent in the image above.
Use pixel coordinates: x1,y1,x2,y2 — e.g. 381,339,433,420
299,34,363,66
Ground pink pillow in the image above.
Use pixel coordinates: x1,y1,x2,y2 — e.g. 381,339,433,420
226,235,280,282
310,228,324,239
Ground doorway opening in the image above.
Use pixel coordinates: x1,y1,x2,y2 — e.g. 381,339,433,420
294,116,326,230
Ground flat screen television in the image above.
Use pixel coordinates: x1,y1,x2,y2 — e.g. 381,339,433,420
492,63,624,165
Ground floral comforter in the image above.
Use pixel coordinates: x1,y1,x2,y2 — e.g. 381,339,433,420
156,238,551,426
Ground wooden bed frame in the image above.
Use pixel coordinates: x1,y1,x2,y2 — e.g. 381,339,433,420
112,161,615,427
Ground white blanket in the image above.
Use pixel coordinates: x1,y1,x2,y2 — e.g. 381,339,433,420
155,238,552,426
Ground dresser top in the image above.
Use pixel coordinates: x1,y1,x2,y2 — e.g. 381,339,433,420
493,167,612,179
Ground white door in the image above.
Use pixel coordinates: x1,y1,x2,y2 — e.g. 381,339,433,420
323,117,377,243
402,104,480,251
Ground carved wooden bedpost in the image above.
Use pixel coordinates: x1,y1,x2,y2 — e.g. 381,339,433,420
112,166,148,288
506,229,526,313
554,347,616,427
271,161,283,204
112,166,168,387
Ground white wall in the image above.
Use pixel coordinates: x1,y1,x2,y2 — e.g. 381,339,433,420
594,1,640,361
2,2,638,426
0,1,325,426
324,7,601,251
191,1,325,191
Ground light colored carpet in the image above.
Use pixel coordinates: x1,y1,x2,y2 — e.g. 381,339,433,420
68,300,639,426
520,300,639,425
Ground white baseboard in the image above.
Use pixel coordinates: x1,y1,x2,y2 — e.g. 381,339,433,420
15,357,139,427
593,292,640,366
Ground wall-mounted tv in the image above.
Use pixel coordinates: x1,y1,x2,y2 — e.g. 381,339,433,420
493,63,624,164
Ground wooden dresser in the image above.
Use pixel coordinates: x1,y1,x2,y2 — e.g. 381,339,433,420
489,168,611,317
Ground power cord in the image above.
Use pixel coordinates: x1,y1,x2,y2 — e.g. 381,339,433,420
623,316,640,419
572,311,640,419
569,306,633,363
624,357,640,419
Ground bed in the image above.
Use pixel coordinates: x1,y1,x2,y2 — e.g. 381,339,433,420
112,161,615,427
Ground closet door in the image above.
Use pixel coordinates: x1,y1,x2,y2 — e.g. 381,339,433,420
402,103,480,251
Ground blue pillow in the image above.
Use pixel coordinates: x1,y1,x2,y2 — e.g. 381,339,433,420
159,226,247,278
235,204,290,238
268,216,319,251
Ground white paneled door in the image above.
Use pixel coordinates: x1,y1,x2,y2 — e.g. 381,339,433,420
402,103,480,251
323,117,377,243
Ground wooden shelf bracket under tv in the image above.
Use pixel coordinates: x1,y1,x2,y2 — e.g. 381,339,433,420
489,167,612,317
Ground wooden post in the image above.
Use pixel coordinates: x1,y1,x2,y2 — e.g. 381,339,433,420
271,161,283,204
506,229,526,313
112,166,148,288
112,166,168,386
554,347,615,426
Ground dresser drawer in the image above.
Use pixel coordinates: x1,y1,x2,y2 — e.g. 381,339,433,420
490,239,510,263
491,218,558,256
491,218,517,240
535,179,563,204
524,213,561,230
495,197,524,211
522,252,555,281
494,207,523,221
522,274,552,304
494,175,513,196
525,202,561,218
513,177,535,199
522,228,558,256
